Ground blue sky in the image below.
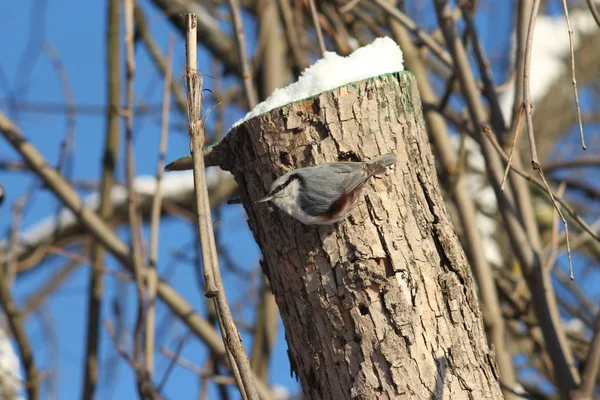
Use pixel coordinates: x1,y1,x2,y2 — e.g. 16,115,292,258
0,1,295,398
0,0,597,399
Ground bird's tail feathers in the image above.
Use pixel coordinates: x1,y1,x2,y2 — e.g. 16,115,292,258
365,153,396,176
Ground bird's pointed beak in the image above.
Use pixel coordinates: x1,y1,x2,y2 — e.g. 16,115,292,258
257,195,272,204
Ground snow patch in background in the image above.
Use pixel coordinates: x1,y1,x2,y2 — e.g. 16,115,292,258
10,169,229,248
449,135,503,267
499,9,599,120
234,37,404,126
456,8,599,267
0,327,24,400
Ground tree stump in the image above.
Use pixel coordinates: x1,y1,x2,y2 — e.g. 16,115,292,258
213,72,503,399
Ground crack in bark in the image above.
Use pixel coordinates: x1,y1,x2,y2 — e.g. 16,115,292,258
364,195,394,278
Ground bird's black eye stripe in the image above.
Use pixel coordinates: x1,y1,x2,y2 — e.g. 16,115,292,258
269,173,301,196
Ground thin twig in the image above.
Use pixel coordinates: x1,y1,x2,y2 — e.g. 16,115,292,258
509,0,531,133
308,0,326,57
554,267,598,323
7,196,26,286
249,280,277,380
0,160,27,171
501,105,524,190
0,272,40,400
560,0,586,150
134,4,187,115
227,0,258,109
322,3,353,54
146,35,174,378
184,13,259,400
459,4,506,132
483,127,579,278
0,98,171,116
496,68,516,93
543,155,600,172
279,0,308,73
544,182,566,272
482,127,598,248
338,0,362,13
460,1,523,193
43,246,134,283
522,0,542,166
521,1,574,279
43,43,76,175
576,310,600,398
372,0,453,68
104,319,135,366
82,0,120,396
185,16,217,297
157,331,190,392
22,259,79,319
124,0,147,375
586,0,600,27
198,356,213,400
104,320,161,400
160,347,236,386
350,6,389,39
538,170,573,279
201,294,231,400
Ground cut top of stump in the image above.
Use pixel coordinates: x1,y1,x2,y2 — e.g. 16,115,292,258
233,36,404,127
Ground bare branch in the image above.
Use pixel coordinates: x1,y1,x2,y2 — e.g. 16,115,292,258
82,0,120,396
372,0,453,68
157,332,190,392
124,0,147,374
575,311,600,399
482,126,599,245
43,43,76,174
148,0,243,77
522,0,542,166
227,0,258,109
134,4,187,115
184,13,259,400
543,182,566,272
308,0,326,57
22,259,79,319
501,105,524,191
560,0,586,150
0,271,40,400
521,0,575,280
146,35,174,378
160,347,236,386
586,0,600,27
338,0,362,13
433,0,580,394
0,108,273,400
543,155,600,173
104,320,162,400
280,0,308,73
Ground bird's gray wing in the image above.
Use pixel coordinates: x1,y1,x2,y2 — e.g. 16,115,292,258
297,163,365,215
341,154,396,193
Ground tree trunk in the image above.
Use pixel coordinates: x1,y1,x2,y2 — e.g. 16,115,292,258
214,72,503,399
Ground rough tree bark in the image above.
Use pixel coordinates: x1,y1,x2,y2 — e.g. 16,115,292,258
213,72,503,399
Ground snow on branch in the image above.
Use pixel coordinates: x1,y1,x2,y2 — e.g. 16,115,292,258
3,169,232,256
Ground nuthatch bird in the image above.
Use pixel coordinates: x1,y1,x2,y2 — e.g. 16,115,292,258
258,153,396,225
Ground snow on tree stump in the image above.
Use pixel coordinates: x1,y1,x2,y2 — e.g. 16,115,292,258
212,72,503,399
